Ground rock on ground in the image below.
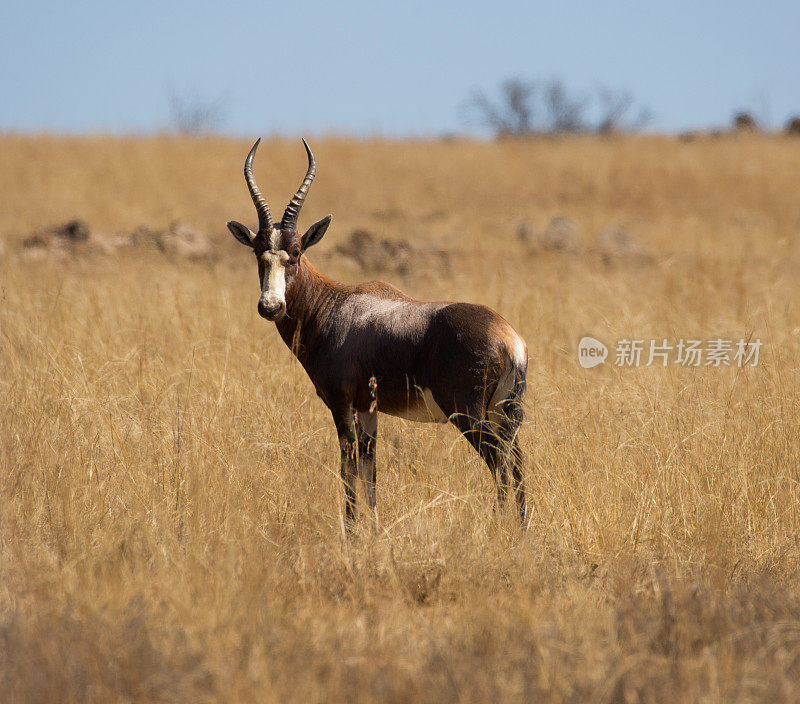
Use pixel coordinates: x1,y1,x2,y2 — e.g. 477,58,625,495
597,226,655,265
520,216,580,253
135,222,212,260
18,220,213,261
331,229,449,276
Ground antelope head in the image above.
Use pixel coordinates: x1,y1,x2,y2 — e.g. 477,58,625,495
227,139,331,321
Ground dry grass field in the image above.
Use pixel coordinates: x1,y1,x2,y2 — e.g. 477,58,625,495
2,133,800,702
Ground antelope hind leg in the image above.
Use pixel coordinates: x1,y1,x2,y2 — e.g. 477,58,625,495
356,410,378,520
331,403,358,531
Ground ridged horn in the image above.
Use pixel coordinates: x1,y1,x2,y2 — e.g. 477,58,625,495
281,138,316,231
244,138,273,232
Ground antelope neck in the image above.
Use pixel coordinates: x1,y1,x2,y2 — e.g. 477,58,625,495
274,257,339,354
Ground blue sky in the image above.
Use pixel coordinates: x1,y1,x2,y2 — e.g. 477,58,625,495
2,0,798,136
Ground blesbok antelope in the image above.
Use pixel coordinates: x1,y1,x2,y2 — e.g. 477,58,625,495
226,139,529,526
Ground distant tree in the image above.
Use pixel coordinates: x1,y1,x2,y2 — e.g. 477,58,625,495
786,116,800,136
543,80,589,133
731,93,772,132
732,111,759,132
597,87,652,134
463,77,651,137
464,78,538,136
167,86,226,134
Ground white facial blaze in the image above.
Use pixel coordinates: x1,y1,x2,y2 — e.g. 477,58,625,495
268,226,281,251
260,250,289,308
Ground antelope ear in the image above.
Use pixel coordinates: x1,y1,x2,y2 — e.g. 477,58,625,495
227,220,255,247
301,215,331,251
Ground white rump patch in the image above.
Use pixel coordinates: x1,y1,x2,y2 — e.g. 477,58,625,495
485,329,526,428
510,334,528,368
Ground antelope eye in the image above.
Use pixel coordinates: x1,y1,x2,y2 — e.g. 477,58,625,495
292,249,301,259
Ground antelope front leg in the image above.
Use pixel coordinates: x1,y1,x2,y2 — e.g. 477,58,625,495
357,410,378,520
331,403,358,530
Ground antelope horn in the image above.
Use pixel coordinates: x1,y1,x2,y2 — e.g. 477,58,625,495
281,138,316,231
244,138,273,232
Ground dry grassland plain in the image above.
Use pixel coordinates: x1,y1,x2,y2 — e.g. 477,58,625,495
1,134,800,702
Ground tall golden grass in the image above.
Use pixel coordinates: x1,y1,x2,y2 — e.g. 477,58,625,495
1,133,800,702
